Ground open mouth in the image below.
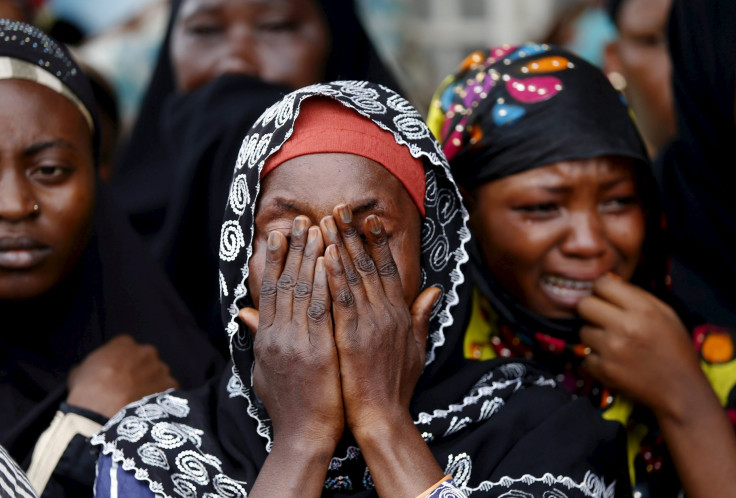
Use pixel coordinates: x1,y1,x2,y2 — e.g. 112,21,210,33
540,274,595,305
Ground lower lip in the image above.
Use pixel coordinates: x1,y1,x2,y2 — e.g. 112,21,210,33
540,277,594,310
0,248,52,270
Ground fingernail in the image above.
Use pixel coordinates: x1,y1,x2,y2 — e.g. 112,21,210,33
307,226,319,243
267,231,281,249
327,245,340,261
316,257,325,272
606,272,621,280
323,216,337,234
337,204,351,224
367,215,381,235
293,217,307,237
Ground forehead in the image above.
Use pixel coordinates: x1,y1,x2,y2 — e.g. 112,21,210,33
0,79,90,137
483,156,638,192
256,152,413,220
619,0,671,30
178,0,312,16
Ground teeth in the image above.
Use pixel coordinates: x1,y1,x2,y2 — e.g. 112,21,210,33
542,275,594,296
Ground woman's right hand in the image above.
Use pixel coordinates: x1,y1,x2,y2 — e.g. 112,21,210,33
239,217,343,448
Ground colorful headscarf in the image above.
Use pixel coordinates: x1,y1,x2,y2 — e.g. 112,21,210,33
92,81,630,497
427,43,648,189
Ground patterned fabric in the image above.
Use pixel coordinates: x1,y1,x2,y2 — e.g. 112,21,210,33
92,81,631,497
0,445,37,498
429,43,736,497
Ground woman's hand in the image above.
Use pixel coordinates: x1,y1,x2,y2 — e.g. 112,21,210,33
577,274,703,418
320,205,444,498
240,217,343,447
67,335,179,418
578,274,736,496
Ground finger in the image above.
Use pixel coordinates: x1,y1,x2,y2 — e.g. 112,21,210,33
577,293,623,328
364,215,405,304
274,216,311,321
308,257,334,347
238,307,260,337
257,230,287,327
590,273,653,310
323,244,358,333
333,205,384,303
321,207,369,305
579,324,606,354
293,226,325,324
410,286,442,353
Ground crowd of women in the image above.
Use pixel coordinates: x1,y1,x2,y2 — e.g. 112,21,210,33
1,0,734,496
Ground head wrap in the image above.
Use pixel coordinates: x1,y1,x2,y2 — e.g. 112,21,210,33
93,81,631,498
604,0,625,25
263,97,426,215
0,19,100,162
653,0,736,327
427,43,648,189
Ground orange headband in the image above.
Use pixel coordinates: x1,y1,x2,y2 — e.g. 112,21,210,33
261,97,426,216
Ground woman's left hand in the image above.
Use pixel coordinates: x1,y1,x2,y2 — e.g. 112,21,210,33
577,274,705,418
319,204,445,498
320,204,440,432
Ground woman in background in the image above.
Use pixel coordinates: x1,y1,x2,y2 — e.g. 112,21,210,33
93,81,631,497
107,0,403,354
0,19,222,497
428,43,736,496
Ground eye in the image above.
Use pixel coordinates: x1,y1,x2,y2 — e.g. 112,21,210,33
258,20,299,33
186,22,224,37
514,202,560,218
29,165,72,184
600,195,638,213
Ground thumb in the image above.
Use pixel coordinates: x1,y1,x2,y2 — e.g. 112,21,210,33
410,286,442,347
238,307,260,337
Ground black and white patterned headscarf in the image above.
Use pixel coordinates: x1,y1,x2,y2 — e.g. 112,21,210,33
92,82,631,497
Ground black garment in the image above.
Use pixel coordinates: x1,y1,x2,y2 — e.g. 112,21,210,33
0,191,223,478
654,0,736,328
94,81,631,497
108,0,403,352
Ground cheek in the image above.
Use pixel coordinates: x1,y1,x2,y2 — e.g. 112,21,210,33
474,213,550,272
247,242,266,309
258,39,328,88
391,234,422,305
609,212,646,276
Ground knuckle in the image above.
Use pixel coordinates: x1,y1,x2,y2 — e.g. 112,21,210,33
354,254,377,275
335,289,355,307
293,281,312,300
277,273,297,291
342,225,360,239
345,267,362,287
377,260,399,278
307,302,329,321
259,280,278,299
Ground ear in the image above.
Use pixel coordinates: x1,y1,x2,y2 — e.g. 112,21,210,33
603,41,622,75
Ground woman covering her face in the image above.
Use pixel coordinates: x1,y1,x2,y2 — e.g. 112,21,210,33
93,81,631,497
107,0,404,354
428,43,736,497
0,19,222,496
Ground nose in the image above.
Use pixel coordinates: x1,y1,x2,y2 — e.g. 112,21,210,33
218,25,259,78
560,211,607,258
0,170,37,222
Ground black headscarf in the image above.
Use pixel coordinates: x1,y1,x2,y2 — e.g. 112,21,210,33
93,81,631,497
0,19,223,467
427,43,668,348
107,0,404,353
654,0,736,328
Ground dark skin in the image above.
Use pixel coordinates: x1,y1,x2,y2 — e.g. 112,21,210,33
604,0,675,158
466,155,736,495
170,0,330,93
239,153,444,497
0,80,178,419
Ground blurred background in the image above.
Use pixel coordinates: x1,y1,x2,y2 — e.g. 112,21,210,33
22,0,617,128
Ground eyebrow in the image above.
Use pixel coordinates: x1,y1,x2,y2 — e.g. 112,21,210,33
530,176,632,193
267,198,383,217
23,139,76,157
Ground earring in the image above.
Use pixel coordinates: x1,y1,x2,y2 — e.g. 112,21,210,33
33,204,40,212
607,71,627,92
